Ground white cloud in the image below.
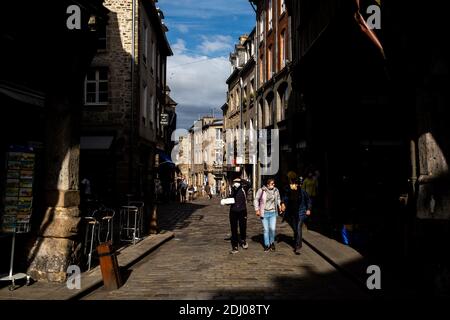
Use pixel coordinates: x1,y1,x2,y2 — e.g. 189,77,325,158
172,39,187,55
167,39,230,129
159,0,254,19
175,24,190,34
197,35,233,55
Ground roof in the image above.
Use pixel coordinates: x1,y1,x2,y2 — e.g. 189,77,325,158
142,0,173,56
166,94,177,107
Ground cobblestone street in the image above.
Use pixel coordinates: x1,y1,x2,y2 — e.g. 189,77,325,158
84,198,368,300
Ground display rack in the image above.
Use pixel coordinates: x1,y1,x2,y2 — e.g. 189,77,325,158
0,146,34,290
0,221,31,290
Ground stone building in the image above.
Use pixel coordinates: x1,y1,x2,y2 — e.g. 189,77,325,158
223,30,257,190
176,134,191,183
201,119,225,195
80,0,173,206
223,1,292,191
0,1,108,281
178,117,224,194
285,0,450,295
251,0,292,187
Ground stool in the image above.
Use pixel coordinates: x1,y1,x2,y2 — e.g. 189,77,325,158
129,201,144,235
97,208,115,244
83,216,99,271
119,206,142,244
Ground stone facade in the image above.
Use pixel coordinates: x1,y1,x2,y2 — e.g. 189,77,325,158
202,119,225,194
224,1,293,190
253,0,292,186
177,135,191,182
179,117,224,192
1,1,109,282
81,0,173,204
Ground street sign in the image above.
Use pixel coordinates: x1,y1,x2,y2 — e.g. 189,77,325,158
160,113,169,126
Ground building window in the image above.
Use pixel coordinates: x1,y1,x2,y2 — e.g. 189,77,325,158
268,45,273,79
259,16,264,42
215,150,222,164
243,85,248,108
216,128,222,141
283,85,289,111
151,40,156,74
265,94,274,127
281,0,286,14
150,94,155,127
285,29,289,64
143,23,148,65
142,84,148,126
259,54,264,85
156,100,160,131
156,52,160,82
97,23,107,50
280,30,286,68
84,68,108,105
277,83,289,122
268,0,273,30
162,60,166,86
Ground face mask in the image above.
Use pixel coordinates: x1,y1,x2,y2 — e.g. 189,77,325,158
290,184,298,191
268,185,274,190
233,183,240,188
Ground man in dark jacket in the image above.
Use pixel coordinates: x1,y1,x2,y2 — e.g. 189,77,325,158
282,177,312,254
229,178,248,253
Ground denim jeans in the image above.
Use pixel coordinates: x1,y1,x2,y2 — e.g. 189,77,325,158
293,214,308,249
261,211,277,247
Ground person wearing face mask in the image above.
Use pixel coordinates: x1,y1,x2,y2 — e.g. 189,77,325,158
228,178,248,254
254,178,283,252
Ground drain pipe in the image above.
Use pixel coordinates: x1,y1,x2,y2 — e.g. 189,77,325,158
129,0,136,194
251,0,258,198
410,139,417,194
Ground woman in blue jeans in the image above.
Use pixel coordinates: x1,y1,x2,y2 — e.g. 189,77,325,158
254,178,283,252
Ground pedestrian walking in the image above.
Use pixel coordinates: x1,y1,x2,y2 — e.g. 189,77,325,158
179,177,188,203
283,177,312,254
220,182,227,199
227,178,248,254
187,185,195,201
303,171,318,206
205,184,212,199
254,178,283,252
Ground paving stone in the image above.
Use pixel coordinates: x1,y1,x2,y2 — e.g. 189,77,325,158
83,198,367,300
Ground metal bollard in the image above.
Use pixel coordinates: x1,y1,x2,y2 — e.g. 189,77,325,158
97,242,122,290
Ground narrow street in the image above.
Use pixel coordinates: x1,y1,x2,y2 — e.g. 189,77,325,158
83,198,367,300
0,0,448,306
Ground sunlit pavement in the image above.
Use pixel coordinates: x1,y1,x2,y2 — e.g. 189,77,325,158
83,197,367,300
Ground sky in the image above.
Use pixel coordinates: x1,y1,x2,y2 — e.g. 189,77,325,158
158,0,256,130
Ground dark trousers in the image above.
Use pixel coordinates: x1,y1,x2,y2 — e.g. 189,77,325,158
293,215,307,249
229,209,247,248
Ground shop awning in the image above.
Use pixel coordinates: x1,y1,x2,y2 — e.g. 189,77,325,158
80,136,114,150
0,83,45,107
157,149,175,167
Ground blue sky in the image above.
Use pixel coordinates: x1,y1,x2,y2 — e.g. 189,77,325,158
158,0,256,129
